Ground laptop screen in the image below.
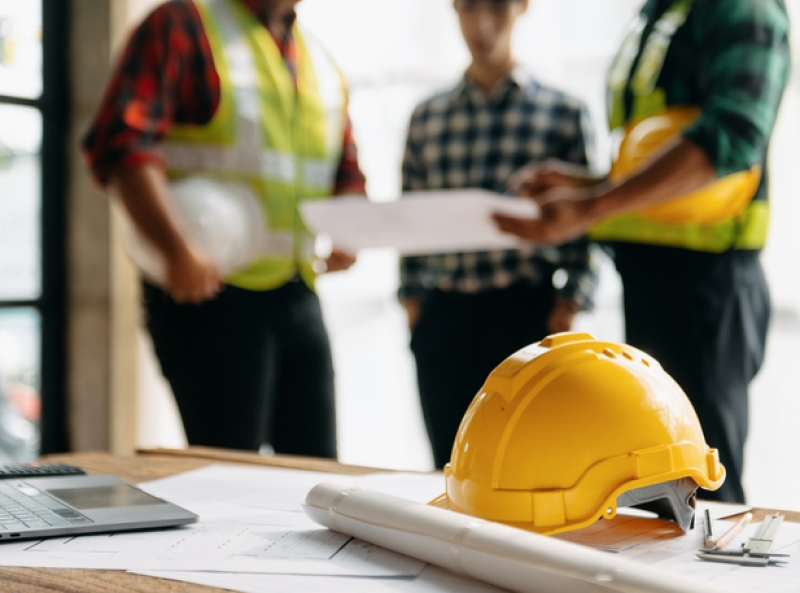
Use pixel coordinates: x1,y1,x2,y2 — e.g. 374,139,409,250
44,485,167,510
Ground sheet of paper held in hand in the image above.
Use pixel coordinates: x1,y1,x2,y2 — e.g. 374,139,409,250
299,189,540,256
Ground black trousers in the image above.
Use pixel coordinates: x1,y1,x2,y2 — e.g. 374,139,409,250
143,280,337,458
613,244,770,503
410,282,555,468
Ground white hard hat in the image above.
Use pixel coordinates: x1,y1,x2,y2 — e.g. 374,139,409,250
123,177,266,285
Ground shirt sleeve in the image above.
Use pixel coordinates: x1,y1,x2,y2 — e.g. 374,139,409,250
80,0,219,187
333,115,367,195
554,103,599,311
682,0,790,178
398,107,430,301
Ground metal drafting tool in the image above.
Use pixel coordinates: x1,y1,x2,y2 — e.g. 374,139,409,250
696,513,789,567
743,513,784,554
695,552,787,567
703,508,715,549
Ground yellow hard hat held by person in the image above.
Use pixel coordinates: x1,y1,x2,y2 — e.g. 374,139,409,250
430,331,725,536
611,107,761,226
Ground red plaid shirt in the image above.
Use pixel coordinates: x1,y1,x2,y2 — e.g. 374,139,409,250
81,0,366,194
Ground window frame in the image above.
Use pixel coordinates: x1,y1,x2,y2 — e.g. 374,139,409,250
0,0,69,454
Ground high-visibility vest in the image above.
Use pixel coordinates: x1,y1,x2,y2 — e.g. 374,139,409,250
161,0,346,289
592,0,768,252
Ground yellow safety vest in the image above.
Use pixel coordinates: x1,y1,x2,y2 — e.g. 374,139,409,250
161,0,346,289
591,0,768,252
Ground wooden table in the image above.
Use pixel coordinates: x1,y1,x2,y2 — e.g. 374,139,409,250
2,447,797,593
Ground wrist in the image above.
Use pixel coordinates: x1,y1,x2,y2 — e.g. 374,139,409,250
549,160,605,187
162,235,194,263
577,172,609,189
583,181,617,223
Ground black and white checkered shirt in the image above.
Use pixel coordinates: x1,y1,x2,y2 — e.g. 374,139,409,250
399,66,597,309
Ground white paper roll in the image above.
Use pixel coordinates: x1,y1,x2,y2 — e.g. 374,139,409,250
304,483,733,593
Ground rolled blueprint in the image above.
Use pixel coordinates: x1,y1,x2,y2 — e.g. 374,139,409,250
304,483,731,593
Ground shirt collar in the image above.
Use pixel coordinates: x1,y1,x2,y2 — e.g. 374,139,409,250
458,64,533,101
237,0,296,52
238,0,297,31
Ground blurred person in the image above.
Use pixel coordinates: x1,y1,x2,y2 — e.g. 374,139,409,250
494,0,789,501
400,0,597,468
82,0,366,458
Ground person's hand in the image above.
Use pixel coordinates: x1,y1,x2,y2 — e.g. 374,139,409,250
507,160,596,197
547,300,581,335
493,185,597,245
164,244,222,304
322,248,357,273
402,298,422,332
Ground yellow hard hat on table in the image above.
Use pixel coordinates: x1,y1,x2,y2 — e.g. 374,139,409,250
611,107,761,226
430,332,725,536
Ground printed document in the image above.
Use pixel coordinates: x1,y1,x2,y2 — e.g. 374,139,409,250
0,465,437,576
0,520,423,575
300,189,540,256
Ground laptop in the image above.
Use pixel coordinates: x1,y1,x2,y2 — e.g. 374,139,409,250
0,474,198,541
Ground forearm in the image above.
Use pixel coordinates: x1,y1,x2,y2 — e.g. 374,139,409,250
107,162,189,259
551,160,606,188
587,138,716,221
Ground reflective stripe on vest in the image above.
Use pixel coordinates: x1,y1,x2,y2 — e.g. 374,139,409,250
601,0,768,251
589,200,768,252
162,0,346,289
607,0,695,130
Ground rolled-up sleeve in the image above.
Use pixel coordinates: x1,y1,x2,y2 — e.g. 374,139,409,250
333,115,367,195
682,0,790,178
81,1,219,187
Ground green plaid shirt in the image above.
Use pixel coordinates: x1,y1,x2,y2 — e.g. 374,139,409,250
613,0,790,202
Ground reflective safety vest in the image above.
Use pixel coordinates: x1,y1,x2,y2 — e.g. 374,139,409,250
161,0,346,289
592,0,768,252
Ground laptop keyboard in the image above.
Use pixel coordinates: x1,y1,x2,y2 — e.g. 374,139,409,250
0,482,93,532
0,463,87,479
